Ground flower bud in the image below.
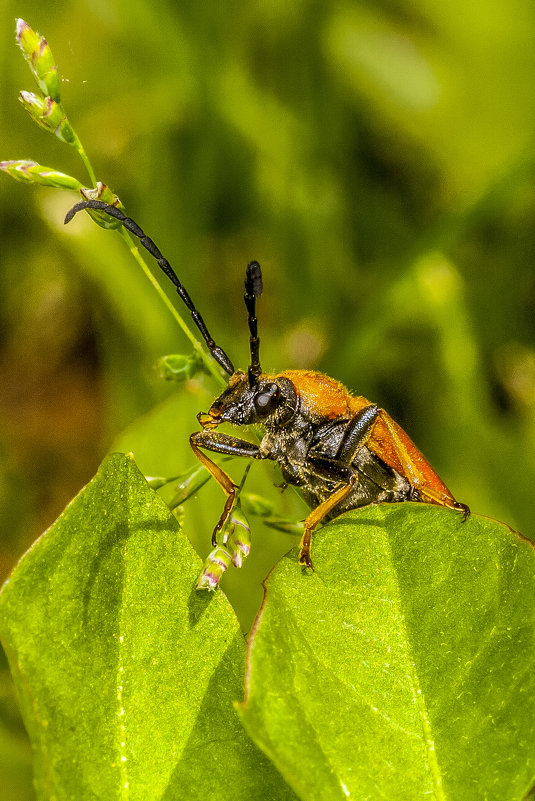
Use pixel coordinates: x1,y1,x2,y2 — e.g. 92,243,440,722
19,91,76,145
196,546,232,590
226,508,252,568
16,19,61,102
0,160,82,190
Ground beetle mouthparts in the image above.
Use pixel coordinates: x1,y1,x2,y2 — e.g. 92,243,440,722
197,411,219,430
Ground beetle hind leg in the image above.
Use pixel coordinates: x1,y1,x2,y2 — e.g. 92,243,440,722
298,474,357,569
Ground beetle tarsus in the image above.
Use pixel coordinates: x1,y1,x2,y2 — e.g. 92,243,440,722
454,501,471,521
299,551,314,571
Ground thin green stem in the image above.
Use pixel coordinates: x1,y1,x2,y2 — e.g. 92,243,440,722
75,139,97,188
70,137,227,389
118,228,227,389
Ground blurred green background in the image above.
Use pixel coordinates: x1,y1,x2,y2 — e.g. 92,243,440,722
1,0,535,797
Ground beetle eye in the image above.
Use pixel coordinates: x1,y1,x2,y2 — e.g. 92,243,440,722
254,383,281,418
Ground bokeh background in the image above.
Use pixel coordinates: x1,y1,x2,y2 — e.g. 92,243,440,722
1,0,535,797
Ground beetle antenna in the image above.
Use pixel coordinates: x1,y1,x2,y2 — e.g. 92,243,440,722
244,260,263,386
64,200,235,376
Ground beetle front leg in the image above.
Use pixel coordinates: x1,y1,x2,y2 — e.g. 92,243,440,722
189,431,264,544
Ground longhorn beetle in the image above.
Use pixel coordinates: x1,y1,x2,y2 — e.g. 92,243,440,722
65,199,470,568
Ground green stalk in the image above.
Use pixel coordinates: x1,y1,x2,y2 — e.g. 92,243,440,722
12,19,229,392
72,140,226,388
76,140,97,188
119,228,228,388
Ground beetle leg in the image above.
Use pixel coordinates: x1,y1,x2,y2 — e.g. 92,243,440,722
295,455,356,568
190,431,263,460
189,432,264,544
452,501,471,520
336,404,381,463
298,473,357,569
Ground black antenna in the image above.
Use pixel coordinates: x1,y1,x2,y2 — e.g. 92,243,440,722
244,260,263,386
64,200,235,376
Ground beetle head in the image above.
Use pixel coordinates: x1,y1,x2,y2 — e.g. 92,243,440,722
198,370,298,430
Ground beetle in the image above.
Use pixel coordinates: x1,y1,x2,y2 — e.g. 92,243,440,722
65,199,470,568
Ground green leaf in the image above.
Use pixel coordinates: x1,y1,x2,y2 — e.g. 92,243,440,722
239,505,535,801
0,453,295,801
0,656,33,801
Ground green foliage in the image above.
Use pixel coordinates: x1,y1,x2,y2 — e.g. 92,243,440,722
0,454,294,801
1,3,535,799
240,506,535,800
0,455,534,799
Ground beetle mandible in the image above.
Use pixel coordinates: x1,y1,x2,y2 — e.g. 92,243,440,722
65,200,470,568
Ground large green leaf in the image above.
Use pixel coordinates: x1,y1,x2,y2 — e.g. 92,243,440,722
239,505,535,801
0,453,295,801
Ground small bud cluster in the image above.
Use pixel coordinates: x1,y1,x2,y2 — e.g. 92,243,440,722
184,469,302,589
2,19,119,204
2,16,224,395
16,20,79,148
196,507,252,590
16,19,60,102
